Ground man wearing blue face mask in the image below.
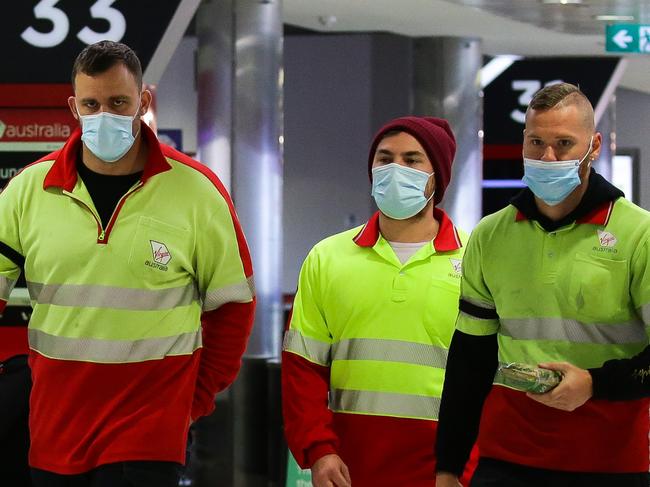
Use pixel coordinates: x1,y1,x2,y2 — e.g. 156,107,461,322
0,41,256,486
436,82,650,487
283,116,478,487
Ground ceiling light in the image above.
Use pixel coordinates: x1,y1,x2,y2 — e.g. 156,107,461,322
594,14,635,21
480,55,522,89
541,0,583,5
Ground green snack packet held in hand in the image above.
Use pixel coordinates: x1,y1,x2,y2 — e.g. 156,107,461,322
498,362,563,394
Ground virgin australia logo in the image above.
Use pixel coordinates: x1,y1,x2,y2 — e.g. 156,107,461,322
145,240,171,271
594,230,618,254
597,230,617,247
449,258,462,278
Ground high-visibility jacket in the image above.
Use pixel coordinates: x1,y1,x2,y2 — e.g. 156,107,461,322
0,124,255,474
457,198,650,472
282,209,476,486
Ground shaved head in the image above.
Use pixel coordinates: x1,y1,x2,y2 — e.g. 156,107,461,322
526,83,595,132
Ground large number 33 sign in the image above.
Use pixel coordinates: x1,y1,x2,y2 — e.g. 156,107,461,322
510,79,562,124
21,0,126,48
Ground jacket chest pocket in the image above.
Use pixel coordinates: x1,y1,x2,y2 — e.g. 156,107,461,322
128,217,192,283
424,277,460,346
567,253,628,321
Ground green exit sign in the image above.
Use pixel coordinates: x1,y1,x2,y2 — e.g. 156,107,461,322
606,24,650,53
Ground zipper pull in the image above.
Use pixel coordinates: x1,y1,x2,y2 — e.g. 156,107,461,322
98,230,106,242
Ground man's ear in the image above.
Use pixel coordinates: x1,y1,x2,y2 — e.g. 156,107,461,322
68,96,79,120
590,132,603,160
140,90,153,117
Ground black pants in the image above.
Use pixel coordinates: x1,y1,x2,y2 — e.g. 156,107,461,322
0,355,32,487
31,461,182,487
470,457,649,487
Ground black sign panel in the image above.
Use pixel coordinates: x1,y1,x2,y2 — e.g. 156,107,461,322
0,151,47,189
484,57,619,145
2,0,181,83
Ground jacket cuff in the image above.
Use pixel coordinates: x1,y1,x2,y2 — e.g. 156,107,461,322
435,460,464,477
588,367,607,399
306,442,337,468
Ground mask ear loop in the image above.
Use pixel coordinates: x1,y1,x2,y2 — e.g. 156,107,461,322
132,94,144,139
581,135,595,169
424,172,436,204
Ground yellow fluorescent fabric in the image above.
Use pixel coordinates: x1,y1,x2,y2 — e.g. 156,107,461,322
0,156,253,362
458,200,650,369
284,215,467,421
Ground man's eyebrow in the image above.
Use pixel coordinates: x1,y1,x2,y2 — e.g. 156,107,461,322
525,131,576,140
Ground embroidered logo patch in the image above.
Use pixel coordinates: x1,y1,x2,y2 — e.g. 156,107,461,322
593,230,618,254
145,241,171,271
150,241,172,264
448,258,463,279
597,230,617,248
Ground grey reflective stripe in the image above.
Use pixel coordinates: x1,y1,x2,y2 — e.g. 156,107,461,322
29,328,202,363
283,329,331,365
27,282,199,311
329,388,440,420
500,317,647,345
203,276,255,311
639,303,650,326
331,338,447,368
0,276,17,301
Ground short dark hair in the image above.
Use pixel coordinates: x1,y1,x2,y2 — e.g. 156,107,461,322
527,82,594,130
71,41,142,90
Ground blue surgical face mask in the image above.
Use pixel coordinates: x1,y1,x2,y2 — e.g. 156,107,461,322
371,163,435,220
79,102,141,163
522,136,593,206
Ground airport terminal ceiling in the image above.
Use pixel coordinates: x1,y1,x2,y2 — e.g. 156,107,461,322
283,0,650,93
447,0,650,36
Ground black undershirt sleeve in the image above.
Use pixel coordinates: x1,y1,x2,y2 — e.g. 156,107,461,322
0,240,24,267
458,298,499,320
435,330,499,476
589,344,650,400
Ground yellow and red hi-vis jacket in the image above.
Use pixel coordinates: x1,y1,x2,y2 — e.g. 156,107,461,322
0,123,255,474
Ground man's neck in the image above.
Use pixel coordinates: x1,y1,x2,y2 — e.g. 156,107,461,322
81,130,146,176
535,177,590,222
378,204,439,243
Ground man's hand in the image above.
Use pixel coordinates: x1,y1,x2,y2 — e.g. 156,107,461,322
311,454,351,487
435,472,462,487
526,362,593,411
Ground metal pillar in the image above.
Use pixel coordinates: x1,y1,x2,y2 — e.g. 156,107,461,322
196,0,283,485
412,37,483,231
232,0,284,361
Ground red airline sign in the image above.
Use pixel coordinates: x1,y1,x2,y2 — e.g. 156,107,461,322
0,108,76,144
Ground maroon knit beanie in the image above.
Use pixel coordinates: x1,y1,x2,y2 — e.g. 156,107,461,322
367,116,457,205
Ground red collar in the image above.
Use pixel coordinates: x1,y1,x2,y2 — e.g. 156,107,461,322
353,208,462,251
515,200,614,226
43,122,172,191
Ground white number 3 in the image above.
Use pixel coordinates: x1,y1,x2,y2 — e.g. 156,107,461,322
21,0,126,48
